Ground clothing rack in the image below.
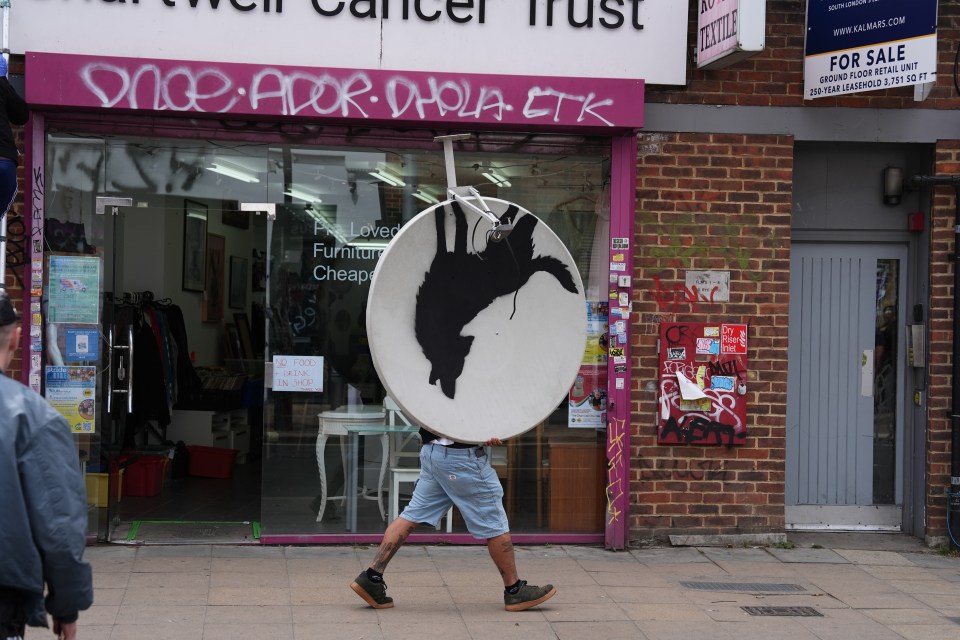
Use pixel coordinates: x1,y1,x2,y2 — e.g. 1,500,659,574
120,290,155,305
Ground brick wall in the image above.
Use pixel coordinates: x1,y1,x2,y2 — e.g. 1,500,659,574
630,1,960,542
2,57,26,378
630,132,793,541
926,140,960,538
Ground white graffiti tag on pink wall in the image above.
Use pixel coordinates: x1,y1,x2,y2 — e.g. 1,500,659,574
29,53,646,130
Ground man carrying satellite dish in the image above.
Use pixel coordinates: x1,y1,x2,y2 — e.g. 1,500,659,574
350,429,557,612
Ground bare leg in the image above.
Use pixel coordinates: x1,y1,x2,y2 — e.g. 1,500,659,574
370,516,417,572
486,532,519,587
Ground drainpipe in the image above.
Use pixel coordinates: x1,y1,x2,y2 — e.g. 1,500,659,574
908,174,960,547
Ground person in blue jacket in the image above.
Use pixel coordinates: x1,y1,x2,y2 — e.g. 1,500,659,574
0,55,28,221
0,290,93,639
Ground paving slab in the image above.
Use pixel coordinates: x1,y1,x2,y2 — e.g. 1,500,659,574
766,547,849,563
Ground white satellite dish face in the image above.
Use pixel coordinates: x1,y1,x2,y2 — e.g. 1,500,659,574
367,198,587,443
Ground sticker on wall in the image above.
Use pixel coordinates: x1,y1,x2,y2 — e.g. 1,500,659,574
612,238,629,249
65,328,99,362
609,273,618,284
612,253,625,262
667,347,686,360
614,365,627,373
710,376,736,391
696,338,719,355
704,326,720,337
610,262,626,272
615,378,625,390
618,275,631,288
618,292,629,306
721,324,748,354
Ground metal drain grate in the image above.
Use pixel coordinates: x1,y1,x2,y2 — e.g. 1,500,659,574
680,581,807,593
742,606,823,617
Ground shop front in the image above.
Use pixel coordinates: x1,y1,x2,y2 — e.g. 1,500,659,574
11,0,695,543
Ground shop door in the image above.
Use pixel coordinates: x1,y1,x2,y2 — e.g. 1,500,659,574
45,194,164,541
96,197,172,541
786,243,907,530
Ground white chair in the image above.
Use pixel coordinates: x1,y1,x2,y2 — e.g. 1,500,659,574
315,406,386,523
384,397,453,531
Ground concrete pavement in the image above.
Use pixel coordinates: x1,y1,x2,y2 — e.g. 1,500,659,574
26,534,960,640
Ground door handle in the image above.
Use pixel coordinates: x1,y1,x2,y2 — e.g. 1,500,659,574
127,324,134,413
105,328,114,414
110,325,134,413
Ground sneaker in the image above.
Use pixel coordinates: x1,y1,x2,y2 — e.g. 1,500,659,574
350,572,394,609
503,580,557,612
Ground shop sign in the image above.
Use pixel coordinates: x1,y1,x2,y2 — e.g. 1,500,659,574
11,2,689,86
272,355,324,392
27,53,645,130
696,0,766,70
804,0,938,100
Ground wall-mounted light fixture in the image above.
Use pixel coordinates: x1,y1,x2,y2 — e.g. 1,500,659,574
883,166,904,206
208,159,259,183
482,170,512,188
369,169,405,187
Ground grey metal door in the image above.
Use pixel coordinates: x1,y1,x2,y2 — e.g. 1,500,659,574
786,243,907,530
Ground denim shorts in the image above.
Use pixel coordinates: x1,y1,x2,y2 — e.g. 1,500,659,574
399,443,509,539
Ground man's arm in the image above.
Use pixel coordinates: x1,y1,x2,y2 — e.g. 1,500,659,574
19,414,93,625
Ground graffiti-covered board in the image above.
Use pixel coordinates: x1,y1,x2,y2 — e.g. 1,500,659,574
657,323,748,446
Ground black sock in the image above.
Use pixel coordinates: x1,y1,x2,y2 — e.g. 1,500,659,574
505,579,522,595
366,568,383,583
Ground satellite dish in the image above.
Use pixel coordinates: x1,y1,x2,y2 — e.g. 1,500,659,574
366,197,586,443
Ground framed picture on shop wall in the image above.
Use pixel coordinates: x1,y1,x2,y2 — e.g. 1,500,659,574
202,234,225,323
182,200,207,292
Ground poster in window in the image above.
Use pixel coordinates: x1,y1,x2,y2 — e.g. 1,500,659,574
569,301,608,428
45,366,97,433
48,256,101,325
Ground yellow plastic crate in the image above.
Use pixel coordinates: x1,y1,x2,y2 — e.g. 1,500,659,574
84,470,123,507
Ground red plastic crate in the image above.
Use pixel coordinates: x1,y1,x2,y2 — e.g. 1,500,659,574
123,455,166,497
187,446,239,479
